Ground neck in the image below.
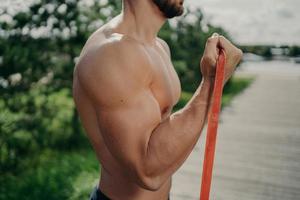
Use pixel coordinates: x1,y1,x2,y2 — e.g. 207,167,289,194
114,0,167,45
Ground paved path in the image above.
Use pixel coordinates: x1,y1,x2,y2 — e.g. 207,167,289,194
170,60,300,200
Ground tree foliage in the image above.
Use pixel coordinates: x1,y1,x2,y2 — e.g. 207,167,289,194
0,0,228,173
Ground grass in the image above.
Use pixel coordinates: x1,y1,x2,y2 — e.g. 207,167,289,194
222,76,254,107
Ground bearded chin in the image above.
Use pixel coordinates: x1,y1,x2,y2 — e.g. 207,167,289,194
153,0,184,19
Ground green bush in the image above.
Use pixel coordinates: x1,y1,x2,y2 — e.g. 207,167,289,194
0,86,85,172
0,1,245,199
0,149,99,200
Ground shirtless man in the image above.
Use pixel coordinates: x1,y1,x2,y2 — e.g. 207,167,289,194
72,0,243,199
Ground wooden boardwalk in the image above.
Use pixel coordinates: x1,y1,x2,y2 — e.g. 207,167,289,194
170,61,300,200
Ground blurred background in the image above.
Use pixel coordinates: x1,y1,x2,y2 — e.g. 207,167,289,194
0,0,299,200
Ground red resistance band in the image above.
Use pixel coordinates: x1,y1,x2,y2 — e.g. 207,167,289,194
199,49,226,200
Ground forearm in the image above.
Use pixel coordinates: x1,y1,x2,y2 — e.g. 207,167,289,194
145,78,214,185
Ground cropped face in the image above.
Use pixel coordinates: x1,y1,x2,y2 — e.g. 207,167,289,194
152,0,184,18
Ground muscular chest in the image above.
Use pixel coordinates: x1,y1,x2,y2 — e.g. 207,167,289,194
146,45,182,117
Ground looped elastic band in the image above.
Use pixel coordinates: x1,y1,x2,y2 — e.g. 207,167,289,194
199,49,226,200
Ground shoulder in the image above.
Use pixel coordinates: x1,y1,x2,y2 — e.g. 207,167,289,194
80,35,143,67
75,34,153,107
156,37,171,57
78,33,152,79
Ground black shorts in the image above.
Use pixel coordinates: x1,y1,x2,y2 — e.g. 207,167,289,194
89,185,170,200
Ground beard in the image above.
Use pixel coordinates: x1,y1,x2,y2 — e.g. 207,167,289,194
152,0,184,19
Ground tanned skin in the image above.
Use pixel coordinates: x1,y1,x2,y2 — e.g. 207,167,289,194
72,0,243,199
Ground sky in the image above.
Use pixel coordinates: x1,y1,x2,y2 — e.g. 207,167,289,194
0,0,299,45
186,0,300,45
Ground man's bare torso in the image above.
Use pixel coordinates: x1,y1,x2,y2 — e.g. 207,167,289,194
72,17,181,200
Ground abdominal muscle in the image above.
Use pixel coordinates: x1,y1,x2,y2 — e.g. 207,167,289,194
97,120,172,200
97,128,172,200
97,113,173,200
100,168,172,200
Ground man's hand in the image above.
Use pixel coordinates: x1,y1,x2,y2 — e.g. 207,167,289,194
200,33,220,80
218,35,243,84
200,33,243,85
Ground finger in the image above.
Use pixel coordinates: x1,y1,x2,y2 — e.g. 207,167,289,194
216,47,220,56
211,32,219,38
206,33,220,47
205,37,219,55
218,35,234,50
